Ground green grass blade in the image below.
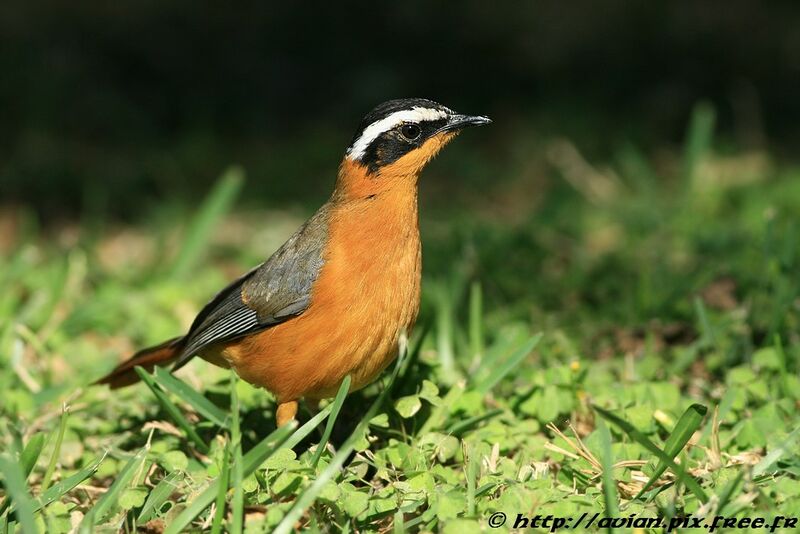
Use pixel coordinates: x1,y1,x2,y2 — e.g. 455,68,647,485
135,366,209,453
0,433,45,516
635,403,708,499
311,375,351,468
162,481,216,533
465,442,478,517
239,423,298,475
753,426,800,477
169,166,244,279
40,405,68,493
693,297,717,349
469,281,484,364
393,510,405,533
434,283,458,385
274,343,408,534
596,417,620,531
682,100,715,187
594,404,709,503
209,445,230,534
773,334,791,398
715,469,744,514
80,446,148,527
447,408,503,436
0,455,38,534
474,333,542,395
229,374,243,534
137,471,183,523
31,454,105,513
392,321,431,396
153,367,229,428
19,434,45,480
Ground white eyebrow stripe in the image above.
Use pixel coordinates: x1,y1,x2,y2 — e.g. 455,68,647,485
347,107,449,160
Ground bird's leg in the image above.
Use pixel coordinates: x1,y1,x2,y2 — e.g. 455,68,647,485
276,400,298,427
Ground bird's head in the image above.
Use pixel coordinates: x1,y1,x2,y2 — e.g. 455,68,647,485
341,98,490,188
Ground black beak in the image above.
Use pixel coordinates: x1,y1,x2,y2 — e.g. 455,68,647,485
438,113,492,133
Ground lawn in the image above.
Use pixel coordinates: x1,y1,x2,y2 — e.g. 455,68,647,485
1,105,799,532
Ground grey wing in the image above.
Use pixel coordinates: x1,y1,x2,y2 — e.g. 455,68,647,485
173,205,331,368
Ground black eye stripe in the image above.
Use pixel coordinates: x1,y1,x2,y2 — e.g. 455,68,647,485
358,117,451,173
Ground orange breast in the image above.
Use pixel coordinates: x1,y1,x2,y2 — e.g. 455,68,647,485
219,184,421,402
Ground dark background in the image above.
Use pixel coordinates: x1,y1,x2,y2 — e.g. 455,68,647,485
2,0,799,219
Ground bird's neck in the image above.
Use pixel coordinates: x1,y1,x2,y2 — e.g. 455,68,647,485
333,158,420,202
328,158,420,256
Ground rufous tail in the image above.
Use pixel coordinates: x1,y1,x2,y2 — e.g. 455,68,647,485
94,336,185,389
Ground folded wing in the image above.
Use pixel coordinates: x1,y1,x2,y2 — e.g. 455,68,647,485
173,205,331,369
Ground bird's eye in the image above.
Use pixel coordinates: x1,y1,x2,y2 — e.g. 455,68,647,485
400,124,421,141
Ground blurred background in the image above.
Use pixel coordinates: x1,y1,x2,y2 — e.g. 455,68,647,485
3,1,800,212
2,0,800,357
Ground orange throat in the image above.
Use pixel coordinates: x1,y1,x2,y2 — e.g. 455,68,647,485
335,131,457,200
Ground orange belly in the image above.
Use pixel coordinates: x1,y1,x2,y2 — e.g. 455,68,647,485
216,187,421,403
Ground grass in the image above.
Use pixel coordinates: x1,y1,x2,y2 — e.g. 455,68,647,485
1,105,799,532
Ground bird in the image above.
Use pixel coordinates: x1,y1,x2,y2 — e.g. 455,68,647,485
96,98,491,427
